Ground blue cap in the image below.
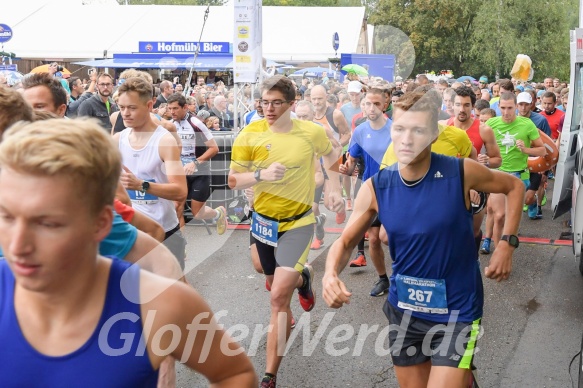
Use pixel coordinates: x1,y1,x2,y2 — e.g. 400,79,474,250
537,90,545,98
479,76,488,83
516,85,524,92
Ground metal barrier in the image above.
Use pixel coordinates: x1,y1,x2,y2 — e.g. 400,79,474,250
207,131,238,211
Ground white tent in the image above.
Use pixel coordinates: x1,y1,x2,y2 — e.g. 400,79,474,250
3,2,366,63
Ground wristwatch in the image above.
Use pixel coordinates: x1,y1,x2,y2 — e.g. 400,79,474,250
501,234,519,248
141,180,150,192
254,169,262,182
194,160,201,167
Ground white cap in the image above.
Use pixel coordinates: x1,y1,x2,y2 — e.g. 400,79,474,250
347,81,363,93
517,92,532,104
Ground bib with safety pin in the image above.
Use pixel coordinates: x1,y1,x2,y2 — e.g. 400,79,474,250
128,179,159,205
251,213,279,247
395,274,448,314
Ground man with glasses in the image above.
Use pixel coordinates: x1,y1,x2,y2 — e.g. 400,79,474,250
229,76,344,388
78,72,118,129
478,75,488,89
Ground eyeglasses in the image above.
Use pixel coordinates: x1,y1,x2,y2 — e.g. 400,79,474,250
98,83,113,87
260,100,289,108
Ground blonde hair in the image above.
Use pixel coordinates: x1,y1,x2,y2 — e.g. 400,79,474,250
118,68,154,84
0,118,121,215
117,77,153,104
0,87,34,135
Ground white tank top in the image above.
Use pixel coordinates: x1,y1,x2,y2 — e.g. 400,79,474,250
119,126,179,232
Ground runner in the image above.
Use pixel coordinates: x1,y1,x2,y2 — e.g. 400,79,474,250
339,87,392,297
166,93,227,234
0,118,256,387
228,76,343,388
486,92,545,250
114,77,189,269
322,88,525,388
447,86,501,252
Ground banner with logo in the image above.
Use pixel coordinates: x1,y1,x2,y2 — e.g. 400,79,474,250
233,0,262,83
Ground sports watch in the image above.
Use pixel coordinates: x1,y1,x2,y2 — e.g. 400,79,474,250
141,180,150,192
254,169,262,182
194,160,201,167
500,234,519,248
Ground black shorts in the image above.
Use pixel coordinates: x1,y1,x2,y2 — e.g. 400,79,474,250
187,174,212,203
383,301,481,369
528,172,542,191
371,215,381,228
163,224,187,270
254,224,313,275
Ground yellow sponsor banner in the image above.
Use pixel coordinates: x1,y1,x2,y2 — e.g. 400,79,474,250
236,55,252,63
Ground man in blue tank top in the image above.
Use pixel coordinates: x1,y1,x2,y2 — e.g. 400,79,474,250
0,119,256,387
323,88,525,387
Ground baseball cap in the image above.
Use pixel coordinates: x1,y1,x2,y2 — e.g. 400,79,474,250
347,81,363,93
479,76,488,83
517,92,532,104
516,85,524,92
537,90,545,98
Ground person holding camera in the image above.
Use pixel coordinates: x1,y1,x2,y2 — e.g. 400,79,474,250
66,69,97,118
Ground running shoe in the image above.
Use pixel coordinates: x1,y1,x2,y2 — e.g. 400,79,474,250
548,171,554,180
315,214,326,240
290,316,296,329
346,198,353,211
479,238,491,254
310,238,324,250
364,232,369,241
214,206,227,235
370,278,390,297
260,375,277,388
349,252,367,267
335,210,346,224
298,264,315,312
527,202,538,219
535,206,543,219
265,279,271,292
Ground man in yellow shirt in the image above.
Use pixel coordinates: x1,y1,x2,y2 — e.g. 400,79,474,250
228,76,343,388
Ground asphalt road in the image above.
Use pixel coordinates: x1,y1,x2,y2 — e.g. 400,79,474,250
175,182,583,388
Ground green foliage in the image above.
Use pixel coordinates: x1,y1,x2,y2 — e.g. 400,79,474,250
370,0,574,80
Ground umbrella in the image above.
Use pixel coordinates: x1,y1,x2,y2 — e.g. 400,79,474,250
342,64,368,76
456,76,476,82
291,66,330,77
0,70,24,86
30,64,71,74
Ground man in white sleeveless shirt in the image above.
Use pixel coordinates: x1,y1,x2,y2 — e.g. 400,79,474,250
114,77,188,269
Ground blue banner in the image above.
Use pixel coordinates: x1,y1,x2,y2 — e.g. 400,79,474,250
0,64,16,71
139,41,230,54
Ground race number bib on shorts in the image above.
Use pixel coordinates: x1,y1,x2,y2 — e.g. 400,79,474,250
128,179,159,205
395,274,448,314
251,213,278,247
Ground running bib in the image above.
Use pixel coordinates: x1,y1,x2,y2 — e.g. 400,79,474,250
181,156,196,166
251,213,278,247
395,274,448,314
128,179,159,205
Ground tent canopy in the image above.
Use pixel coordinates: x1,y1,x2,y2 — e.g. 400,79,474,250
5,2,365,62
75,54,233,70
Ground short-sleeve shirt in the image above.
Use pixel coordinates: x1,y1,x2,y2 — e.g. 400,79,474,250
230,119,332,232
380,124,473,168
487,116,540,179
540,109,565,139
348,120,392,181
340,103,362,128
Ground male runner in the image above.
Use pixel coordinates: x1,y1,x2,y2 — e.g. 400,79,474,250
114,77,189,269
166,93,226,234
486,92,545,250
323,89,525,388
340,88,392,297
448,86,501,250
228,76,343,388
0,118,256,387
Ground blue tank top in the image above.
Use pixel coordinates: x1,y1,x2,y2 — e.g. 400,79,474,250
373,153,483,323
0,259,158,387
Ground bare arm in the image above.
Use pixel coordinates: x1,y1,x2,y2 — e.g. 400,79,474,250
155,115,182,148
141,275,257,387
333,110,351,146
110,111,120,136
130,209,165,242
518,137,546,157
464,158,524,281
479,124,502,168
323,180,377,308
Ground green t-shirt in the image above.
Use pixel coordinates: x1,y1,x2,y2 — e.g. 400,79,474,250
487,116,540,179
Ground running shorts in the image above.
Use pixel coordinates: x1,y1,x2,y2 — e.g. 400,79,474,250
383,301,481,369
528,172,542,191
254,224,313,276
187,174,212,203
